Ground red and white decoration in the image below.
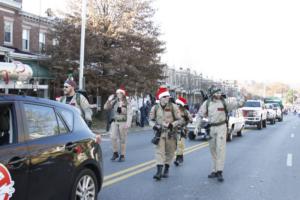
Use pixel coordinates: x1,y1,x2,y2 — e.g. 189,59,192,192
175,96,187,106
0,163,15,200
116,86,127,96
0,61,33,84
156,87,170,100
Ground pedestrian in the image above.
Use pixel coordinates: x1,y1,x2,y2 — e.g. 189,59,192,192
104,86,133,162
149,87,184,180
194,85,243,182
59,78,93,128
174,96,193,166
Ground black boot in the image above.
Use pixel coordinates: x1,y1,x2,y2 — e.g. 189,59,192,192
153,165,163,180
118,155,125,162
208,172,218,178
162,164,170,178
217,171,224,182
179,155,184,163
110,152,119,161
174,155,180,166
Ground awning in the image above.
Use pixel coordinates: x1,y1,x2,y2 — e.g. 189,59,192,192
21,61,53,79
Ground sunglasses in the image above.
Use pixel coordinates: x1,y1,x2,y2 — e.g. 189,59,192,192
161,96,169,99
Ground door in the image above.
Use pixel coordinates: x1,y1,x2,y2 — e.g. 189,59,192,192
22,103,76,200
0,102,29,200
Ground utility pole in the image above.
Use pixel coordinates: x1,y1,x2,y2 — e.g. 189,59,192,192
79,0,87,90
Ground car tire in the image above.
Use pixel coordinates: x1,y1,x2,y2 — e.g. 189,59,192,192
188,131,196,140
262,120,267,128
257,120,262,130
70,168,99,200
227,127,233,142
237,127,243,137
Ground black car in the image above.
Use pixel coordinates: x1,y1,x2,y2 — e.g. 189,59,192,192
0,94,103,200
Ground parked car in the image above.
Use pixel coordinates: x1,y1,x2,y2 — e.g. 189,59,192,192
265,103,277,124
227,109,245,141
0,95,103,200
187,116,210,140
272,103,283,122
242,100,268,130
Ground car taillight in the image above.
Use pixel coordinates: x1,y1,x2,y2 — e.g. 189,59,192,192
95,135,101,144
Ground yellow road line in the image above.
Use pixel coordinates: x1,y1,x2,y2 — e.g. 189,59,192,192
104,142,206,181
103,142,209,188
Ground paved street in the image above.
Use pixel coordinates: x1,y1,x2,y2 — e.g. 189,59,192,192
98,114,300,200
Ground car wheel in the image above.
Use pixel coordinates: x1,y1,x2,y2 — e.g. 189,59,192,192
257,120,262,130
227,127,233,142
71,168,99,200
237,127,243,137
262,120,267,128
188,131,196,140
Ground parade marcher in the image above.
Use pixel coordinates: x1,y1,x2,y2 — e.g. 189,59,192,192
59,78,93,128
149,87,184,180
174,96,193,166
194,86,243,182
104,86,133,162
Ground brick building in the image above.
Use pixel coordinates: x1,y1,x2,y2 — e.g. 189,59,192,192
0,0,53,97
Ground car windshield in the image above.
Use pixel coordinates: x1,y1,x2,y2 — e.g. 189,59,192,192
244,101,261,107
273,103,279,108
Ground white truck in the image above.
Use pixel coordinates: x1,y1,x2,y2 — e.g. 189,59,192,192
242,100,268,130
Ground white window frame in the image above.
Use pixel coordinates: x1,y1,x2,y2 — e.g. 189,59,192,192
22,29,30,51
39,32,46,52
4,20,13,45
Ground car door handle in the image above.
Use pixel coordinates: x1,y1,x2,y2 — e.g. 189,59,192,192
8,157,27,169
65,143,77,151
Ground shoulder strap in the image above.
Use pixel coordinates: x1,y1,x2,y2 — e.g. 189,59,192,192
170,103,176,120
206,99,211,116
221,98,228,116
76,93,81,106
60,96,65,103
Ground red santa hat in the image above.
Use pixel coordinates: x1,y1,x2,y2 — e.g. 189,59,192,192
176,96,187,106
116,85,127,96
156,87,170,100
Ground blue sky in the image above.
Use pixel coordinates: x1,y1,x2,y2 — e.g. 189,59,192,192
23,0,300,86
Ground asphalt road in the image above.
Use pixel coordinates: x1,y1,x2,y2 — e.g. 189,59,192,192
98,114,300,200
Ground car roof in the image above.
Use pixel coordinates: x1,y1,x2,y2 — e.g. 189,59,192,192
0,94,73,110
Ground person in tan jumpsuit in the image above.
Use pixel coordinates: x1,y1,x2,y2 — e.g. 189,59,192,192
195,86,244,182
149,87,184,180
104,86,133,162
174,96,193,166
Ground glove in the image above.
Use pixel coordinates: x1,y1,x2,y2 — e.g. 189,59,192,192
87,120,92,128
168,123,173,130
183,115,189,121
117,107,122,114
108,94,115,101
153,124,162,131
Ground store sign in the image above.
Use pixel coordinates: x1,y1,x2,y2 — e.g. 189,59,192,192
0,61,33,84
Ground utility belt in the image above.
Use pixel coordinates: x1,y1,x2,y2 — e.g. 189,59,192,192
110,119,126,123
210,120,227,127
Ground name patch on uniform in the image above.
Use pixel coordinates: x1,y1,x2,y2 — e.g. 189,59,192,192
218,108,225,111
164,108,171,112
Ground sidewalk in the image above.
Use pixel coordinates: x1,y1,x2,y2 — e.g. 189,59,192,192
91,118,152,135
